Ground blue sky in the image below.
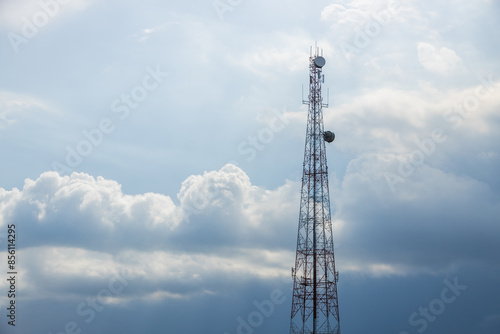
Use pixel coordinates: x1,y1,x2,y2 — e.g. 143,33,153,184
0,0,499,333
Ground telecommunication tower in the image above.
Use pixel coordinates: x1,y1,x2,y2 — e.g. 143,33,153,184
289,46,340,334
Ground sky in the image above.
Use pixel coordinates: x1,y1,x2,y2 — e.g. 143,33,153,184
0,0,499,333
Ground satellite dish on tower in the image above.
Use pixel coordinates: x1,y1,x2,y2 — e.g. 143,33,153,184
314,56,326,68
323,131,335,143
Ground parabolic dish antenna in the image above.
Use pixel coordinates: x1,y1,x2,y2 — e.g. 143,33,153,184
314,56,326,68
323,131,335,143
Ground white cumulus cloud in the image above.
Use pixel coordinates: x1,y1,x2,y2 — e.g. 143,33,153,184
417,42,463,72
0,165,299,306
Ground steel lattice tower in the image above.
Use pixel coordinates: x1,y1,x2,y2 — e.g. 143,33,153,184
289,47,340,334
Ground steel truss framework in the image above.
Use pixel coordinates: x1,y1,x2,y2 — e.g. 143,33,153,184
289,49,340,334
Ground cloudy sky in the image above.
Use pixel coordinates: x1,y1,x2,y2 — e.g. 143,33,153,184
0,0,499,333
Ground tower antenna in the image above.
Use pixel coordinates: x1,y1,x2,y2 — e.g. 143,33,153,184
289,46,340,334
